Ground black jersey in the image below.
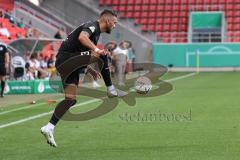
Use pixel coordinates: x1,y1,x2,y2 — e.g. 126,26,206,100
0,44,7,65
58,21,101,57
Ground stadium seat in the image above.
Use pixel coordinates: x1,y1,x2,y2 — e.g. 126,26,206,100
141,25,148,31
149,11,157,18
119,6,127,12
149,18,156,24
126,12,134,18
148,25,156,32
119,0,127,5
149,5,157,11
105,0,112,5
134,18,141,24
112,0,120,5
128,0,135,4
134,12,141,18
135,0,142,5
156,18,164,24
127,5,134,11
142,12,148,18
140,18,148,24
150,0,158,5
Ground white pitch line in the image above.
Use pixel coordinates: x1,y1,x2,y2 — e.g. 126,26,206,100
0,99,100,129
165,72,196,82
0,100,59,116
0,72,196,129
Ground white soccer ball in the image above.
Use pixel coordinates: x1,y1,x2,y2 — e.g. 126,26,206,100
135,76,152,94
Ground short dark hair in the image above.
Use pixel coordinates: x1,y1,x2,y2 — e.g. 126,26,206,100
100,9,117,17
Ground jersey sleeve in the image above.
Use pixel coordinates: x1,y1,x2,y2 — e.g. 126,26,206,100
82,22,97,37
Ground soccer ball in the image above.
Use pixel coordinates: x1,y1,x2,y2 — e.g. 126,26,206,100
135,76,152,94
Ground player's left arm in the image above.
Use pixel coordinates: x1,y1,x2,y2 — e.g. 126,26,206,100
5,52,10,69
79,31,97,51
79,25,106,56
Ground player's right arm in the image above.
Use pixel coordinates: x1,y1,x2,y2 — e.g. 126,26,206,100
78,31,105,56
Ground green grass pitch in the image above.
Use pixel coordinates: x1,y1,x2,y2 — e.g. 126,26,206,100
0,72,240,160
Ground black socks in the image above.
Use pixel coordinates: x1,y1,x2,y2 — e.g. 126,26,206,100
99,55,112,87
49,99,77,125
1,80,5,97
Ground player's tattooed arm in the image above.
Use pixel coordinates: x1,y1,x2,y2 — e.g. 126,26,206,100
81,31,90,37
79,31,105,56
79,31,96,51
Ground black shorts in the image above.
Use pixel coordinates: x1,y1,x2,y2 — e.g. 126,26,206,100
0,66,6,76
55,53,92,87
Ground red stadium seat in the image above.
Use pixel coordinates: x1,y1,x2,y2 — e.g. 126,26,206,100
219,0,226,4
105,0,112,5
226,4,234,10
149,5,157,11
134,12,141,18
172,11,180,17
127,5,134,11
228,24,234,31
163,24,171,31
142,12,149,18
171,25,178,31
236,4,240,10
236,17,240,24
164,18,171,24
135,0,142,5
141,25,148,31
157,18,164,24
181,17,188,24
166,5,173,11
227,0,234,4
181,5,188,11
142,0,150,4
134,5,142,11
119,0,127,5
149,11,157,17
226,10,234,17
148,25,156,32
227,17,234,24
142,5,149,11
126,12,134,18
150,0,158,5
183,0,189,4
157,11,165,17
173,5,181,11
211,0,219,4
119,6,127,12
156,25,163,31
203,0,211,4
113,0,120,5
128,0,135,4
172,18,179,24
134,18,141,24
112,6,119,11
159,0,165,5
120,12,127,18
99,0,105,6
165,11,172,18
149,18,156,24
158,5,165,11
174,0,181,5
140,18,148,24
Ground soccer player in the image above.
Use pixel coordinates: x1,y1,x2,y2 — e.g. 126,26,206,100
0,44,9,98
40,9,126,147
